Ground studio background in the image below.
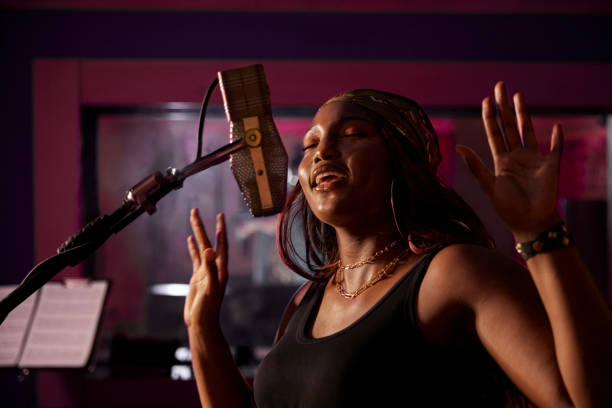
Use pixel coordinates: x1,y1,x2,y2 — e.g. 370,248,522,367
1,1,611,407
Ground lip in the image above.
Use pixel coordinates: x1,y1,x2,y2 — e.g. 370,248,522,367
314,177,346,192
311,162,349,190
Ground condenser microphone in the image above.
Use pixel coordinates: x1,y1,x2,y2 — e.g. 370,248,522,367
218,64,288,217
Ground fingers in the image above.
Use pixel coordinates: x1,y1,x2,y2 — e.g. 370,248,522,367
187,235,201,272
482,97,506,159
188,236,217,278
550,123,564,157
215,213,228,284
456,145,495,195
188,208,217,283
187,210,228,286
487,81,562,159
202,246,216,265
494,81,523,150
190,208,211,251
184,211,228,330
513,92,538,150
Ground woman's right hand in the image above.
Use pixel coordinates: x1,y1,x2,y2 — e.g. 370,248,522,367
184,208,228,332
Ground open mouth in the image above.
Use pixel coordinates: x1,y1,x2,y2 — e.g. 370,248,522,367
312,168,347,191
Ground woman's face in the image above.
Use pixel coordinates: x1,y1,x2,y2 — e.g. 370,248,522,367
298,101,393,228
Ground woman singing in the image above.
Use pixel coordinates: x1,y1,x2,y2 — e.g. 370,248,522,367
184,82,612,407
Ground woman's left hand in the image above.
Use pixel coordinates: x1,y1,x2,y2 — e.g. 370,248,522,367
456,81,563,241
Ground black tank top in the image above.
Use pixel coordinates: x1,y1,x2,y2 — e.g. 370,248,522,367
254,247,509,407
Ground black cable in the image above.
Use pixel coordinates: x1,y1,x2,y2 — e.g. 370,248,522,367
196,78,219,160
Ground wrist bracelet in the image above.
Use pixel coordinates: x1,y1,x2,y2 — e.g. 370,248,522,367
515,223,574,261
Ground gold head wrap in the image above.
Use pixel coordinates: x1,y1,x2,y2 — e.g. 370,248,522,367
324,89,441,172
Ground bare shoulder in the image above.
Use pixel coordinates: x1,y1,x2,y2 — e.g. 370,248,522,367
273,281,313,344
431,242,516,271
418,244,533,345
427,243,530,299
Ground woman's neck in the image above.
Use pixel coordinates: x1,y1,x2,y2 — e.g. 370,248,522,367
334,224,398,267
332,224,407,291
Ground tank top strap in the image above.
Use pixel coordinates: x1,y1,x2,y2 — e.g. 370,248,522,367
280,278,326,340
401,244,451,339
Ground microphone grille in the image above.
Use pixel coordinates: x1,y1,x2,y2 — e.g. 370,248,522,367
229,116,288,217
219,64,271,121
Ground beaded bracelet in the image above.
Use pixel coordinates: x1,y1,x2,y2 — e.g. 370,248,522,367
515,223,574,261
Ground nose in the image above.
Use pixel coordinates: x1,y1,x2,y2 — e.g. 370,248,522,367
313,135,340,163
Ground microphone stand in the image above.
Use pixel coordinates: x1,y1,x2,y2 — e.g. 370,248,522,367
0,138,245,326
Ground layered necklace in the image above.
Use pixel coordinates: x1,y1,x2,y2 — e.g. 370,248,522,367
333,239,410,299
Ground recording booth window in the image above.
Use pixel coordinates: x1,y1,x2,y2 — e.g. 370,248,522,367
81,106,609,381
81,105,314,380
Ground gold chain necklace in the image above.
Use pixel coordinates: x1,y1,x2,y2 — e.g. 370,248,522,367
334,249,410,299
336,239,401,271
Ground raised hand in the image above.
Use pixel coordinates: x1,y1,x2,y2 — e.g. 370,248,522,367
456,81,563,241
184,209,228,331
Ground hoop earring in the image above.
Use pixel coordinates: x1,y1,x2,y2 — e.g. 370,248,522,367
390,179,407,241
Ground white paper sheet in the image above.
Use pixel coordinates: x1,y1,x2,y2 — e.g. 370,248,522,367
18,280,108,368
0,286,39,367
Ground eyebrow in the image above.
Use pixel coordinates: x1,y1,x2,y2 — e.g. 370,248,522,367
304,115,374,136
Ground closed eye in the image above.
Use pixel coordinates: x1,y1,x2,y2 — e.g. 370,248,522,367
303,133,366,151
302,143,317,152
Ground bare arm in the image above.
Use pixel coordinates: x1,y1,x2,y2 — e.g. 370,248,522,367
455,82,612,407
188,324,253,408
186,209,253,408
421,244,572,407
523,245,612,406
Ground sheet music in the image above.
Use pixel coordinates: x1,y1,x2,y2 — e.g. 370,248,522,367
0,286,38,367
18,280,108,368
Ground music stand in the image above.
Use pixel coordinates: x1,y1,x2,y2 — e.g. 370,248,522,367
0,279,109,370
